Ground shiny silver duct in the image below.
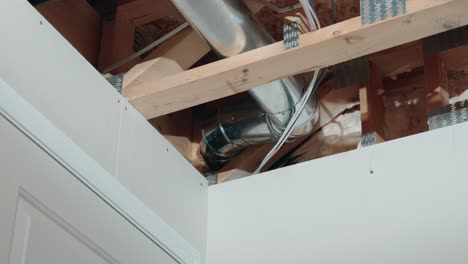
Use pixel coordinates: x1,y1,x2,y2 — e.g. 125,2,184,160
170,0,319,169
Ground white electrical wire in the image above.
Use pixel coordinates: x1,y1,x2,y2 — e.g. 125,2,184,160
299,0,317,30
254,70,320,174
253,0,321,174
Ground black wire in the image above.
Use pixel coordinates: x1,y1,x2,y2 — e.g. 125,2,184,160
258,1,324,172
268,127,323,170
266,68,329,171
331,0,337,24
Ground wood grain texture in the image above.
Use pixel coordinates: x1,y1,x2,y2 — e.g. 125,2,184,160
383,71,428,140
36,0,101,66
425,54,450,109
126,0,468,119
369,41,424,78
359,62,385,138
440,44,468,71
124,58,184,99
98,0,184,73
142,28,209,70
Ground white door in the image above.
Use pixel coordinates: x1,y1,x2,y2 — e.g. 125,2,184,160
0,115,178,264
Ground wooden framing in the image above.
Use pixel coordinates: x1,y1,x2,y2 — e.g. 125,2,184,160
36,0,101,66
98,0,208,73
369,41,423,78
217,40,468,180
217,79,360,182
359,62,385,138
425,54,450,109
33,0,468,178
124,0,468,119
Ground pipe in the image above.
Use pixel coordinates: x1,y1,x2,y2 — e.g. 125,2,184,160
254,0,303,14
170,0,319,169
101,22,190,74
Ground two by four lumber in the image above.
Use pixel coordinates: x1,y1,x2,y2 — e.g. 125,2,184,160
124,0,468,119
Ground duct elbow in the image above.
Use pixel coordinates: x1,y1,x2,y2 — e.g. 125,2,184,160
200,94,319,170
170,0,320,171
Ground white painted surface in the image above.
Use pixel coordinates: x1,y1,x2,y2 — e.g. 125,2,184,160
116,104,208,260
0,0,207,262
0,115,178,264
452,121,468,172
207,126,468,264
0,79,200,263
0,0,122,174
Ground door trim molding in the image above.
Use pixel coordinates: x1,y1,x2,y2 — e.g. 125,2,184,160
0,79,200,264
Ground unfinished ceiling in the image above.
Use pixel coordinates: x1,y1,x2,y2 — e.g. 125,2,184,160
35,0,468,184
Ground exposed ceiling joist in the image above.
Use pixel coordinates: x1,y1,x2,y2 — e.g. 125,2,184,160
124,0,468,120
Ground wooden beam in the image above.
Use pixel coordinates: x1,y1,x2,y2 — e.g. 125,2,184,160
246,0,359,41
359,62,386,138
383,71,428,139
98,0,186,73
440,44,468,71
122,27,210,97
123,58,184,92
140,28,209,71
98,8,140,73
424,54,450,109
243,0,264,14
37,0,101,66
447,69,468,100
432,43,468,102
369,41,424,78
125,0,468,119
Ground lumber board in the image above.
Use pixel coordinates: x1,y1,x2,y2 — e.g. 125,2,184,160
98,0,184,73
123,58,184,93
440,44,468,71
425,54,450,109
143,28,209,70
383,71,428,139
435,44,468,101
447,69,468,101
98,10,141,73
125,0,468,119
218,40,433,181
243,0,264,14
37,0,101,66
359,62,385,138
369,41,423,78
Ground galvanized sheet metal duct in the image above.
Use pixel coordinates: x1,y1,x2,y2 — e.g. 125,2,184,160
170,0,319,169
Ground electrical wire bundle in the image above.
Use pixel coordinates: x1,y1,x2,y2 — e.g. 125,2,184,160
253,0,322,174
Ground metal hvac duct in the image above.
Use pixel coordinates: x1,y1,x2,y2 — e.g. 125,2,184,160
170,0,319,169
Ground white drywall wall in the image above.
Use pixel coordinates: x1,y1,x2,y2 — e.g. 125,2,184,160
0,78,201,263
116,104,208,257
0,0,207,261
0,113,179,264
207,122,468,264
0,0,122,174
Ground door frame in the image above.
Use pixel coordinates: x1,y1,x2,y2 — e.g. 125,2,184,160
0,78,201,264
